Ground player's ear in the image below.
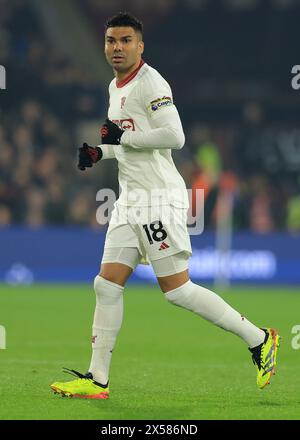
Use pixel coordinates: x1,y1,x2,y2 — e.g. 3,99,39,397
138,40,144,55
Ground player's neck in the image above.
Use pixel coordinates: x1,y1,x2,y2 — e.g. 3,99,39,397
114,59,143,83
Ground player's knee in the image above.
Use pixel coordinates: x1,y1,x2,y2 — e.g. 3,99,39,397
94,275,123,306
164,280,194,309
157,266,190,294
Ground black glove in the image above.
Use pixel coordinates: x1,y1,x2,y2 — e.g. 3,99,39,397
77,142,103,171
100,118,124,145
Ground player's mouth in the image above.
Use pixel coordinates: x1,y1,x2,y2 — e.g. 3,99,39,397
112,55,125,63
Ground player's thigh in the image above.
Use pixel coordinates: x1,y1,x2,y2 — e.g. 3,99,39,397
157,270,189,293
100,247,141,286
100,206,143,285
152,251,190,293
100,263,132,287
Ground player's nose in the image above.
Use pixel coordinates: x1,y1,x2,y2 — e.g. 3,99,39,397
113,42,122,51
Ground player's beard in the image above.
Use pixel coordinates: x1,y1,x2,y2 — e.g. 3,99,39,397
112,60,137,74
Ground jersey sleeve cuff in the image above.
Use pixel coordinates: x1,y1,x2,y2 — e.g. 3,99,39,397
97,144,116,160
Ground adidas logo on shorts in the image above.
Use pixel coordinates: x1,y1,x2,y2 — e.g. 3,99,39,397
158,242,170,251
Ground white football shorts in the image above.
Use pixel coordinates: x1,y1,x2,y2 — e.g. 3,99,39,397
103,203,192,266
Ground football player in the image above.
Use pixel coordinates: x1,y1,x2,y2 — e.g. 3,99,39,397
51,12,280,399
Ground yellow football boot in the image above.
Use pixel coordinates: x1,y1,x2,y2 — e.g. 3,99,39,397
249,328,280,389
51,368,109,399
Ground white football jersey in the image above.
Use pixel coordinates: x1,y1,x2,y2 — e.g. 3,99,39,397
107,61,189,208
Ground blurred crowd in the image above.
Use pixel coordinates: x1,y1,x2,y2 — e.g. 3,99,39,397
0,0,107,227
1,0,300,232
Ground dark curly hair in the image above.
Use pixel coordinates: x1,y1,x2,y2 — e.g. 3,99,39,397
105,12,143,37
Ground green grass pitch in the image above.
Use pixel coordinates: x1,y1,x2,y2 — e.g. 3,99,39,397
0,283,300,420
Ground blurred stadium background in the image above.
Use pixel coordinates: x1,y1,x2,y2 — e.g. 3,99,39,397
1,0,300,421
1,0,300,284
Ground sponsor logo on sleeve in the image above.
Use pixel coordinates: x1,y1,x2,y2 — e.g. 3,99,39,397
112,118,135,131
148,96,173,113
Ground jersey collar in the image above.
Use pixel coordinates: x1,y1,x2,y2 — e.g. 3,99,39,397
116,59,145,88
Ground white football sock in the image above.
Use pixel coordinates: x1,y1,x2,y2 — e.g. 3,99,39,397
165,280,265,348
88,275,124,385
